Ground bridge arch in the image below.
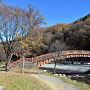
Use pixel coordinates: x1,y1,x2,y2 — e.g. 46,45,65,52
9,50,90,69
37,50,90,67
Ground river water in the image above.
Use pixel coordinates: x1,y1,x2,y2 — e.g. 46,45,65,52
39,63,90,85
67,74,90,85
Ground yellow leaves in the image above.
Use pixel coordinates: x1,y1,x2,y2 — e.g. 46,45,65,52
31,41,35,46
13,13,17,15
16,34,28,49
9,15,12,18
38,35,42,39
16,33,22,40
27,3,30,5
32,42,41,48
44,22,47,26
13,53,19,57
40,13,43,16
13,12,18,16
41,17,45,20
42,38,49,44
16,24,19,28
37,17,40,20
19,41,28,49
20,26,25,29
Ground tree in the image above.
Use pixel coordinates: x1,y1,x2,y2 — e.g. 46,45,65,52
47,37,68,74
50,41,68,74
0,2,46,71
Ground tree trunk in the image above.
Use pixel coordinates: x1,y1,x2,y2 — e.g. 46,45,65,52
6,60,10,71
21,53,25,73
54,60,56,74
6,53,14,71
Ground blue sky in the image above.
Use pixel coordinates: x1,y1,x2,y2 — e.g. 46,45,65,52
2,0,90,27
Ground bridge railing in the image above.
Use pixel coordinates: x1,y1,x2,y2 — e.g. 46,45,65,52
9,50,90,69
9,58,23,69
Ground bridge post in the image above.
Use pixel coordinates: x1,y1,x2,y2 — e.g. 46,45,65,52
69,55,71,64
76,57,78,62
81,57,82,63
72,58,74,64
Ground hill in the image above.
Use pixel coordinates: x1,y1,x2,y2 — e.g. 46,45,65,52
74,13,90,24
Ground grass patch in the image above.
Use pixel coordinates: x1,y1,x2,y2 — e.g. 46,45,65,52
10,68,43,74
10,68,90,90
0,71,51,90
60,76,90,90
0,61,6,67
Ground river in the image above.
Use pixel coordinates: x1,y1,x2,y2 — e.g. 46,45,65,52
39,63,90,85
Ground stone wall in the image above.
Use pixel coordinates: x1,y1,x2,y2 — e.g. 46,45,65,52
12,62,37,69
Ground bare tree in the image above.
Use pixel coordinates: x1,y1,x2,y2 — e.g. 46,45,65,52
48,39,68,74
48,40,67,53
0,2,46,71
51,41,68,74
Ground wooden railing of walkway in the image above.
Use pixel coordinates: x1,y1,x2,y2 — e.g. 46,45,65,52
9,50,90,69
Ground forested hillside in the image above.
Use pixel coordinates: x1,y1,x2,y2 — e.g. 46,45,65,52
29,14,90,57
64,14,90,50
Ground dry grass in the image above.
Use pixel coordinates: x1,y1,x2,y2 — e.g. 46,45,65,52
0,71,51,90
10,68,43,74
3,68,90,90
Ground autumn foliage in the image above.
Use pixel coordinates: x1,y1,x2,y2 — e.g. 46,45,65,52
0,1,90,62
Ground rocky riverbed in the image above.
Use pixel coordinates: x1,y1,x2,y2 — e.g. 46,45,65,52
39,63,90,85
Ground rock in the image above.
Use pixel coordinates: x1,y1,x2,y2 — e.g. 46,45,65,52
63,74,66,77
58,74,62,77
0,86,5,90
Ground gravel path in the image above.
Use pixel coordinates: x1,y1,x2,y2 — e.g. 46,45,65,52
32,73,81,90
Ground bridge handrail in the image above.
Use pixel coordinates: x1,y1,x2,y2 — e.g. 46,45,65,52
9,58,23,69
37,53,90,62
9,50,90,69
25,50,90,62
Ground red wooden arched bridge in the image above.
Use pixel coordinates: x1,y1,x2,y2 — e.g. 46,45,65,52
9,50,90,69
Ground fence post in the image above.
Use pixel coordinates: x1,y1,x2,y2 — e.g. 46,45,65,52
21,53,25,73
